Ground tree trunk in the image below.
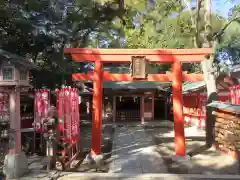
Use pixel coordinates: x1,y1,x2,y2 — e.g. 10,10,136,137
201,0,217,147
183,0,217,147
201,55,217,147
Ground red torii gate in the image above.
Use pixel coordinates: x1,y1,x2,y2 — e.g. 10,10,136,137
64,48,212,156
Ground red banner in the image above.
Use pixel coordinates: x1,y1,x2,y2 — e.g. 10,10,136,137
0,92,9,120
57,87,80,143
34,89,50,132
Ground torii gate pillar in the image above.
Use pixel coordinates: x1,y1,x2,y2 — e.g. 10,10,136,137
91,61,103,156
172,60,185,156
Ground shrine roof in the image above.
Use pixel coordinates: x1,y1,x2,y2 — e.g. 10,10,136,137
182,81,206,93
230,65,240,78
208,101,240,114
103,82,171,90
0,49,37,69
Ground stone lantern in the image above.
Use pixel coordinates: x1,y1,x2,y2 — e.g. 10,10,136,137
0,49,37,179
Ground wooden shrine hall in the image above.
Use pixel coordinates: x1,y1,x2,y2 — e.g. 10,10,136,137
64,48,212,157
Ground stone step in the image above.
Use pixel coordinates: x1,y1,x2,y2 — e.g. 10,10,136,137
57,173,240,180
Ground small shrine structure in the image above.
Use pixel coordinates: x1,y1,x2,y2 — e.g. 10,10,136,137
182,73,239,128
0,49,36,178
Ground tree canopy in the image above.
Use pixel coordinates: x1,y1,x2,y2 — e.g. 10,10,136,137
0,0,240,88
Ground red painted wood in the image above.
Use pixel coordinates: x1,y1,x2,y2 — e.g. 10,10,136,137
65,48,212,55
116,110,140,121
72,72,203,82
91,61,103,156
65,48,211,63
21,118,34,129
172,61,185,156
71,54,207,63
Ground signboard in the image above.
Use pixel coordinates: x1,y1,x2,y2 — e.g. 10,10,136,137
131,56,147,79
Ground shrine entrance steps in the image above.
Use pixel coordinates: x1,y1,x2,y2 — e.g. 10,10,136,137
108,123,168,173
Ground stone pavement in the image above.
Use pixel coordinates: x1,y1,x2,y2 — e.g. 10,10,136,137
14,171,240,180
108,124,168,173
9,121,240,179
57,172,240,180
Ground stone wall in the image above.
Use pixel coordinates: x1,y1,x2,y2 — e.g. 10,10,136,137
210,102,240,159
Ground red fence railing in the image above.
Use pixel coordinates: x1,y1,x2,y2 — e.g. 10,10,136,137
183,86,240,129
230,85,240,104
183,91,232,129
116,110,140,121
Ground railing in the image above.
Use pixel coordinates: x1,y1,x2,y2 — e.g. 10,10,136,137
80,113,91,120
116,110,140,121
183,92,231,129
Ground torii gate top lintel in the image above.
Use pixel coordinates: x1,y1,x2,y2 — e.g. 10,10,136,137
64,48,212,63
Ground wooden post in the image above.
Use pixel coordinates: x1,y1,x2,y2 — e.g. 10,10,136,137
140,95,145,125
9,88,21,154
113,96,116,122
151,94,154,120
91,61,103,156
172,61,185,156
164,97,168,120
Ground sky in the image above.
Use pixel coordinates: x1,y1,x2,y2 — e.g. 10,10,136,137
212,0,237,17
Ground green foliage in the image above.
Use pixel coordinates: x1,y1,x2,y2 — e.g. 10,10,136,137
1,0,239,88
214,19,240,72
108,0,225,73
0,0,125,88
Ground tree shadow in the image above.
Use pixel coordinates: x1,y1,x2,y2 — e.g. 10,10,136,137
154,127,239,175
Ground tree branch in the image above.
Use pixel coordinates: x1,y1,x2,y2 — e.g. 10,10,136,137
213,16,240,40
182,0,200,48
196,0,203,47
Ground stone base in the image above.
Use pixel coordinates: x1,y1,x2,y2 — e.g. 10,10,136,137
170,155,191,161
86,153,104,165
80,153,105,170
3,152,29,179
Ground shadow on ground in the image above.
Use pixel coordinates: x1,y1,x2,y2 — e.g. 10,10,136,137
153,127,240,174
25,120,240,177
74,119,115,172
